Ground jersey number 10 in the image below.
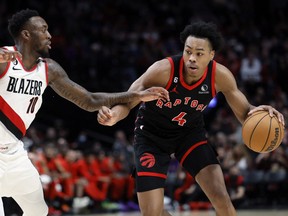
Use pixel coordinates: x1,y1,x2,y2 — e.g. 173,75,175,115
26,97,39,114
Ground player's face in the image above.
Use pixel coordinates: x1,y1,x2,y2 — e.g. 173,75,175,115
182,36,215,81
27,17,52,58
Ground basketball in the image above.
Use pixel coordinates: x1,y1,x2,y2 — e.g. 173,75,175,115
242,110,285,153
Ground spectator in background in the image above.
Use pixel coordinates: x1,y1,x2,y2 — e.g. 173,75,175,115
174,167,211,211
225,165,245,208
239,46,263,95
222,144,253,174
72,151,111,213
112,130,135,173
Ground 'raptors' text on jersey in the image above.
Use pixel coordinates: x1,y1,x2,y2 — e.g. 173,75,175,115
0,46,48,153
135,55,216,136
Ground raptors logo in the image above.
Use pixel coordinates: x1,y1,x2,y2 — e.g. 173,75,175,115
140,153,155,168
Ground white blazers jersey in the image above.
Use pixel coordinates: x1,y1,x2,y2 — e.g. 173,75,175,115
0,46,48,154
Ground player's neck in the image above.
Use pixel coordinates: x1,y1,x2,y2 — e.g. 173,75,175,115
15,44,40,70
182,68,205,85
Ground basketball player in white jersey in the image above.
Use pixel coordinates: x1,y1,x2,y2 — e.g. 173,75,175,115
0,9,169,216
0,199,3,216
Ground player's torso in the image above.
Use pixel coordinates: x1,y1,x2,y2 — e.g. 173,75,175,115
136,55,217,135
0,46,48,152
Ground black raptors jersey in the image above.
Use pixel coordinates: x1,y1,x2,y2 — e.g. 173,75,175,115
135,55,217,137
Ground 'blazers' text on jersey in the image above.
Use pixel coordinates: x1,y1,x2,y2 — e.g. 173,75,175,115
0,46,48,154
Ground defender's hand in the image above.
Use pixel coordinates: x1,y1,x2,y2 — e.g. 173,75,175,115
139,87,170,102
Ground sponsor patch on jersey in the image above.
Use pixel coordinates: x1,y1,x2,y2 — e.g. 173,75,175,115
199,84,209,94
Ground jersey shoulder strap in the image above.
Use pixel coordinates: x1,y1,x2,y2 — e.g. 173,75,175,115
166,54,182,91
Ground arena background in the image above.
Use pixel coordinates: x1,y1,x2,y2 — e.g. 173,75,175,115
0,0,288,215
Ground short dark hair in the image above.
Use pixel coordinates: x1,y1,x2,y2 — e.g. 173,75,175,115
8,9,39,39
180,21,223,52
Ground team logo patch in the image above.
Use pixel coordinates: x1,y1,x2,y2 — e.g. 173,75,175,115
140,153,155,168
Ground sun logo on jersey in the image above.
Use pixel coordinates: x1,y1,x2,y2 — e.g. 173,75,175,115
140,153,155,168
199,84,209,94
201,84,208,91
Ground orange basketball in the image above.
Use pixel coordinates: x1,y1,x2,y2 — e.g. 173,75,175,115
242,110,285,153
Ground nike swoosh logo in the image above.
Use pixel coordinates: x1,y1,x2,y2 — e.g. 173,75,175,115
12,66,21,70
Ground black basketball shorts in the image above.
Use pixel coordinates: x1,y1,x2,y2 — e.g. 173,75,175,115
133,128,219,192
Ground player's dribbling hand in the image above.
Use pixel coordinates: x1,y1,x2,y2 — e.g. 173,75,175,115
248,105,285,127
97,106,117,126
0,48,22,63
139,87,170,102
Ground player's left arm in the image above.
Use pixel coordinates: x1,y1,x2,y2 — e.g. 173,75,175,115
97,58,171,126
215,63,284,125
46,58,169,112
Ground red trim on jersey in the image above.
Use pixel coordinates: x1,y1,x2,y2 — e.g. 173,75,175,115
18,58,37,72
211,60,217,97
180,140,207,165
13,46,37,72
0,96,26,136
137,172,167,179
179,58,208,90
44,61,49,85
165,57,175,90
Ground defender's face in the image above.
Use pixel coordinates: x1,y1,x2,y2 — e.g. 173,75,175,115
27,16,52,58
182,36,215,79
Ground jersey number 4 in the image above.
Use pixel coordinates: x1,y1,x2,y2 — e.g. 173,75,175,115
26,97,39,114
172,112,187,126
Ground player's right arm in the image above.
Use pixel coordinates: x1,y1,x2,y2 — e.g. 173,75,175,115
97,58,171,126
0,47,22,75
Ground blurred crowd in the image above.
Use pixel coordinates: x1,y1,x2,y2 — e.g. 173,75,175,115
1,0,288,215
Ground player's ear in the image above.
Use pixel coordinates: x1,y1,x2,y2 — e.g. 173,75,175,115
21,30,30,40
210,50,215,61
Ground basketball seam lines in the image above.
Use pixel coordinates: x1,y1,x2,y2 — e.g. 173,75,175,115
249,113,269,149
260,116,272,152
243,111,265,128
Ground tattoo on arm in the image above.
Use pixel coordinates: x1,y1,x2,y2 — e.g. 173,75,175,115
48,59,140,111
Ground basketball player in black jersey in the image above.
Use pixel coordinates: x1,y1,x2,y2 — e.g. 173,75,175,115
0,9,169,216
98,21,284,216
